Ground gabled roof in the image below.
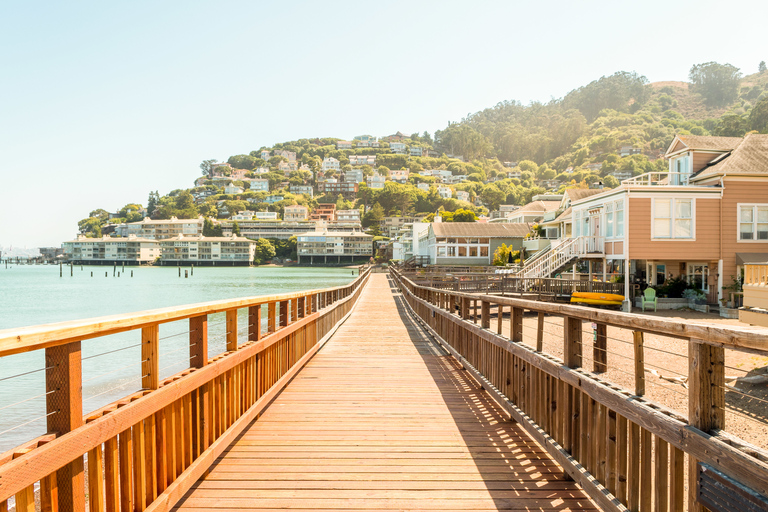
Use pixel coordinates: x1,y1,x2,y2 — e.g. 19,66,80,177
665,135,743,156
692,134,768,181
431,222,532,238
509,200,561,215
564,188,604,203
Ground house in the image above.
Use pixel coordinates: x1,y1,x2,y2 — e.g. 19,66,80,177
246,179,270,192
318,181,358,198
322,157,340,172
584,163,602,172
264,195,284,204
506,170,522,179
619,146,642,157
274,150,296,163
540,179,562,189
390,142,407,154
231,211,279,221
354,135,378,148
122,217,205,240
456,190,470,202
289,185,313,197
221,219,316,240
296,231,373,264
490,205,519,220
542,134,768,308
254,167,270,175
349,154,376,166
260,150,270,161
503,161,518,168
310,204,337,221
417,183,430,191
501,199,561,224
367,173,386,190
277,160,291,173
159,234,256,266
336,141,353,150
608,169,634,182
284,205,309,222
62,235,161,264
410,147,423,156
344,169,364,184
224,182,244,195
384,131,409,142
389,169,410,183
425,223,532,265
437,186,452,199
336,209,361,223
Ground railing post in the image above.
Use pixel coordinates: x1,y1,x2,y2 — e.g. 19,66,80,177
511,307,523,343
297,297,305,319
481,301,490,329
594,323,607,373
688,338,725,512
249,305,262,341
291,298,298,322
563,316,581,368
633,331,645,396
45,342,85,512
142,325,159,390
536,312,544,351
190,315,208,367
461,297,470,320
279,300,289,328
268,302,276,333
226,310,238,352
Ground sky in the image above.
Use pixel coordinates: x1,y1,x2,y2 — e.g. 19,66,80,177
2,0,767,248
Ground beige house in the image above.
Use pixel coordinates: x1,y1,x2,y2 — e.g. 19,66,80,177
284,205,309,221
296,231,373,264
159,234,256,265
528,134,768,306
121,217,204,240
63,235,161,264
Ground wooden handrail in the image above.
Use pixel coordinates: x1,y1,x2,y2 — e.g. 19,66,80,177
391,266,768,512
0,266,372,512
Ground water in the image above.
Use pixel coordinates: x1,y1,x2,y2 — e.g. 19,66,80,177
0,264,357,452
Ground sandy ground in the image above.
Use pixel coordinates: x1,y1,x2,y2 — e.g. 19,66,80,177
483,307,768,450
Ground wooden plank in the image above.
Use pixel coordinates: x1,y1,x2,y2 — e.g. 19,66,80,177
88,445,105,512
117,429,133,512
249,305,262,342
564,316,582,368
189,315,208,368
104,437,119,512
654,436,668,512
594,323,607,373
40,473,58,512
536,312,544,351
14,485,34,512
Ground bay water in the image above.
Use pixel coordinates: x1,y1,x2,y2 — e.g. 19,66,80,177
0,264,357,452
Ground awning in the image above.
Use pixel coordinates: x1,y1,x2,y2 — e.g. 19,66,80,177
736,253,768,265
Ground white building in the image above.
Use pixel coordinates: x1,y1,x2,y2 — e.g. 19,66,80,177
284,205,309,221
349,154,376,166
437,186,452,199
289,185,314,197
120,217,205,240
367,173,386,190
296,231,373,264
322,157,340,172
391,142,407,154
63,235,161,264
231,211,279,221
390,169,410,183
417,183,430,191
344,169,364,184
456,190,470,202
246,179,270,192
336,209,361,223
224,182,244,195
336,141,353,150
159,234,256,266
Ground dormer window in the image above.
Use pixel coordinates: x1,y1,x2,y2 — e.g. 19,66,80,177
670,153,691,185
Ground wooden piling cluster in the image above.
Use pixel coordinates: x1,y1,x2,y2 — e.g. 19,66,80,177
0,267,371,512
392,267,768,512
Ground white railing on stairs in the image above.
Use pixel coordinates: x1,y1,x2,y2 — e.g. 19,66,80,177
520,236,581,279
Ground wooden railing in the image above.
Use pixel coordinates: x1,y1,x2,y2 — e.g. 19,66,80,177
0,267,371,512
391,267,768,512
403,273,625,298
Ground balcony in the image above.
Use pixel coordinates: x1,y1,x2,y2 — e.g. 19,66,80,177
622,171,691,186
740,263,768,327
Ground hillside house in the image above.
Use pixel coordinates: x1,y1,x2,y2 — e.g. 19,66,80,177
224,183,244,195
284,205,309,222
336,141,353,150
390,142,407,154
322,157,340,172
349,154,376,166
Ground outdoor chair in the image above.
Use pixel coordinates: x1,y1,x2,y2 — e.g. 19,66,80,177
642,288,657,312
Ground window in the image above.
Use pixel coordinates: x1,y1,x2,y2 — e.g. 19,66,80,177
437,247,446,257
687,264,709,292
615,200,624,237
447,247,456,257
606,203,614,238
480,247,489,257
469,247,478,257
458,247,466,257
738,205,768,241
653,198,693,239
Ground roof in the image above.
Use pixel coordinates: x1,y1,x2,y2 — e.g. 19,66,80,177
510,201,561,215
564,188,604,202
692,134,768,181
736,253,768,265
161,235,254,243
666,135,743,156
431,222,532,238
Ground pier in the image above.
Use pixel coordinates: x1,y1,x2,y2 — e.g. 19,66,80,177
1,268,768,512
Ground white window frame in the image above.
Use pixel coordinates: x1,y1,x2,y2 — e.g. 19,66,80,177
687,263,709,292
651,197,695,240
737,203,768,242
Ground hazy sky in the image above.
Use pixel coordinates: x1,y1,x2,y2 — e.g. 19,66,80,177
2,0,766,247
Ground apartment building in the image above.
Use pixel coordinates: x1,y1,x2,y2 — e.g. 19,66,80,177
159,234,256,266
63,235,161,264
296,231,373,264
284,205,309,221
121,217,204,240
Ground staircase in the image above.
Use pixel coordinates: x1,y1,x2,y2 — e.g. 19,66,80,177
519,237,580,279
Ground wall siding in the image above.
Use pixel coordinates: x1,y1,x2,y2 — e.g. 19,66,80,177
720,179,768,281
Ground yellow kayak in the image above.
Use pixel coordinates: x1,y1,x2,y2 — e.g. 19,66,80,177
570,292,625,306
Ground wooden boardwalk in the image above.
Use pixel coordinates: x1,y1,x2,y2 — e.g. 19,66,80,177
175,274,597,511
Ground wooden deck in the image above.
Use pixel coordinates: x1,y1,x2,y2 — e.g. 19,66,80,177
174,274,597,511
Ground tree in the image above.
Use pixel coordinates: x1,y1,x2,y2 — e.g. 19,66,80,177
749,97,768,133
89,209,109,222
451,209,477,222
689,62,742,106
603,175,620,188
200,159,218,178
492,244,519,266
362,203,384,228
253,238,276,265
760,61,767,73
203,218,223,237
147,191,160,217
78,217,102,238
232,221,241,236
480,186,506,211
